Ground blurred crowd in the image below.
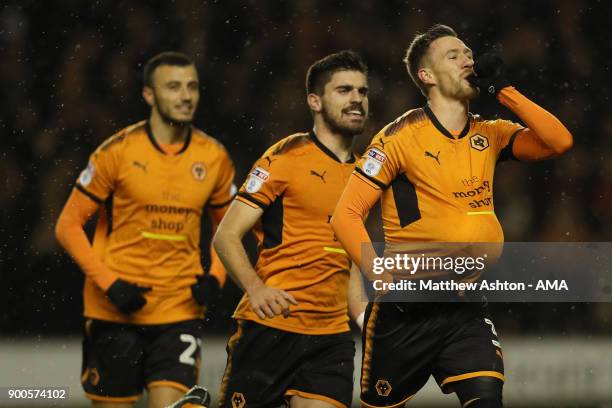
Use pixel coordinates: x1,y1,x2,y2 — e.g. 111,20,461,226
1,0,611,334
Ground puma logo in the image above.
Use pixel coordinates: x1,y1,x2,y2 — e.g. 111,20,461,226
264,156,276,167
132,160,148,172
425,151,440,165
380,138,387,149
310,169,327,183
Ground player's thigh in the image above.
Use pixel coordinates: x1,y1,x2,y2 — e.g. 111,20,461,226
144,320,205,394
288,332,354,408
289,395,339,408
452,377,503,407
219,320,304,408
360,302,440,408
435,305,504,393
82,319,145,402
147,386,186,408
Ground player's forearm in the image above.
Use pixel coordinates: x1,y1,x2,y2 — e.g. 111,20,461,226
212,230,262,292
348,263,368,322
499,87,573,155
331,176,380,280
55,194,117,291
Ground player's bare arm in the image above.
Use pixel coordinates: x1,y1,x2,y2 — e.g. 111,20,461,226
212,200,297,319
347,262,367,330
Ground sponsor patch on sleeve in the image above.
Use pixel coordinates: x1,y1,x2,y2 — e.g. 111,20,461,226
78,161,95,186
361,148,386,177
245,167,270,193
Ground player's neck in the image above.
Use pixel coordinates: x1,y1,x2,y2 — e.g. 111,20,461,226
312,124,354,163
149,112,190,145
427,96,469,133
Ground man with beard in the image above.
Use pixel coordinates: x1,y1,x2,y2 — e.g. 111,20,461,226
213,50,369,408
331,25,572,407
55,52,235,408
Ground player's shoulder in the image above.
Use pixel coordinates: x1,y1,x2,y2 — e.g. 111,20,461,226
470,112,509,127
95,120,148,154
263,132,312,159
374,108,429,142
190,127,231,157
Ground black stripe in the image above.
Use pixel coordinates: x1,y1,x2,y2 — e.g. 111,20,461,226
390,174,421,228
355,167,387,190
423,105,471,140
309,130,356,164
262,195,284,249
208,196,235,209
75,184,104,204
236,192,267,209
498,128,524,162
145,121,192,155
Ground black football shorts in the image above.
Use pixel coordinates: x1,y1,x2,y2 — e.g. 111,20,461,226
219,320,355,408
360,301,504,408
81,318,204,403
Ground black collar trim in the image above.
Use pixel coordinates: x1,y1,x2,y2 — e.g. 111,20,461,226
423,105,471,140
309,130,356,164
145,121,192,155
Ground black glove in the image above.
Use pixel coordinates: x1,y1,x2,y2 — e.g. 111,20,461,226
106,279,151,314
166,385,211,408
191,274,221,306
469,52,511,97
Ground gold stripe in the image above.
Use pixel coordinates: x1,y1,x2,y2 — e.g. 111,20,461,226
466,211,495,216
218,321,244,407
361,303,379,392
441,371,505,387
141,231,188,241
323,246,347,255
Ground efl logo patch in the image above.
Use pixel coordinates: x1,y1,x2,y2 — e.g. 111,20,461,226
362,148,386,177
470,134,489,151
191,162,206,181
245,167,269,193
78,161,95,186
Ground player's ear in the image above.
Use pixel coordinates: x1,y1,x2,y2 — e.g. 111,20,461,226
142,86,155,107
307,93,322,113
418,68,435,86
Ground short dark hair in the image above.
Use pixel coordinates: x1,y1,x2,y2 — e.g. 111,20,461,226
143,51,194,87
403,24,457,96
305,50,368,95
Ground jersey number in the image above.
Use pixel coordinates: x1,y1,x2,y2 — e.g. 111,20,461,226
179,334,202,366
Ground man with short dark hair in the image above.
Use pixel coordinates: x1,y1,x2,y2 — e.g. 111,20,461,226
213,50,369,408
332,25,572,407
55,51,236,408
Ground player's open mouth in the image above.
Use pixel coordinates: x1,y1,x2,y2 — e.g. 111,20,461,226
344,109,365,119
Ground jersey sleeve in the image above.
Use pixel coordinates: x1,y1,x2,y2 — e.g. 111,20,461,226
208,148,237,208
236,152,289,209
492,119,525,162
75,136,123,203
353,130,403,190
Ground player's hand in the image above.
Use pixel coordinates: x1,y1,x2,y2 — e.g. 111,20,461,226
191,274,221,307
246,281,298,319
106,279,151,314
166,385,211,408
468,52,511,97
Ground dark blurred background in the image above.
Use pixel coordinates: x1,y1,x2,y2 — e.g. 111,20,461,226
1,0,611,337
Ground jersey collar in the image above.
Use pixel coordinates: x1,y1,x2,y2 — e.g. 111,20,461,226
309,130,356,164
423,105,471,140
145,121,192,155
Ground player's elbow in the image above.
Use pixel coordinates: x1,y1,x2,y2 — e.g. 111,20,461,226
212,226,234,257
54,216,67,248
553,130,573,155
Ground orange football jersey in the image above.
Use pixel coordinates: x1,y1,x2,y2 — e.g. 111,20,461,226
355,106,523,244
234,131,355,335
75,120,235,324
